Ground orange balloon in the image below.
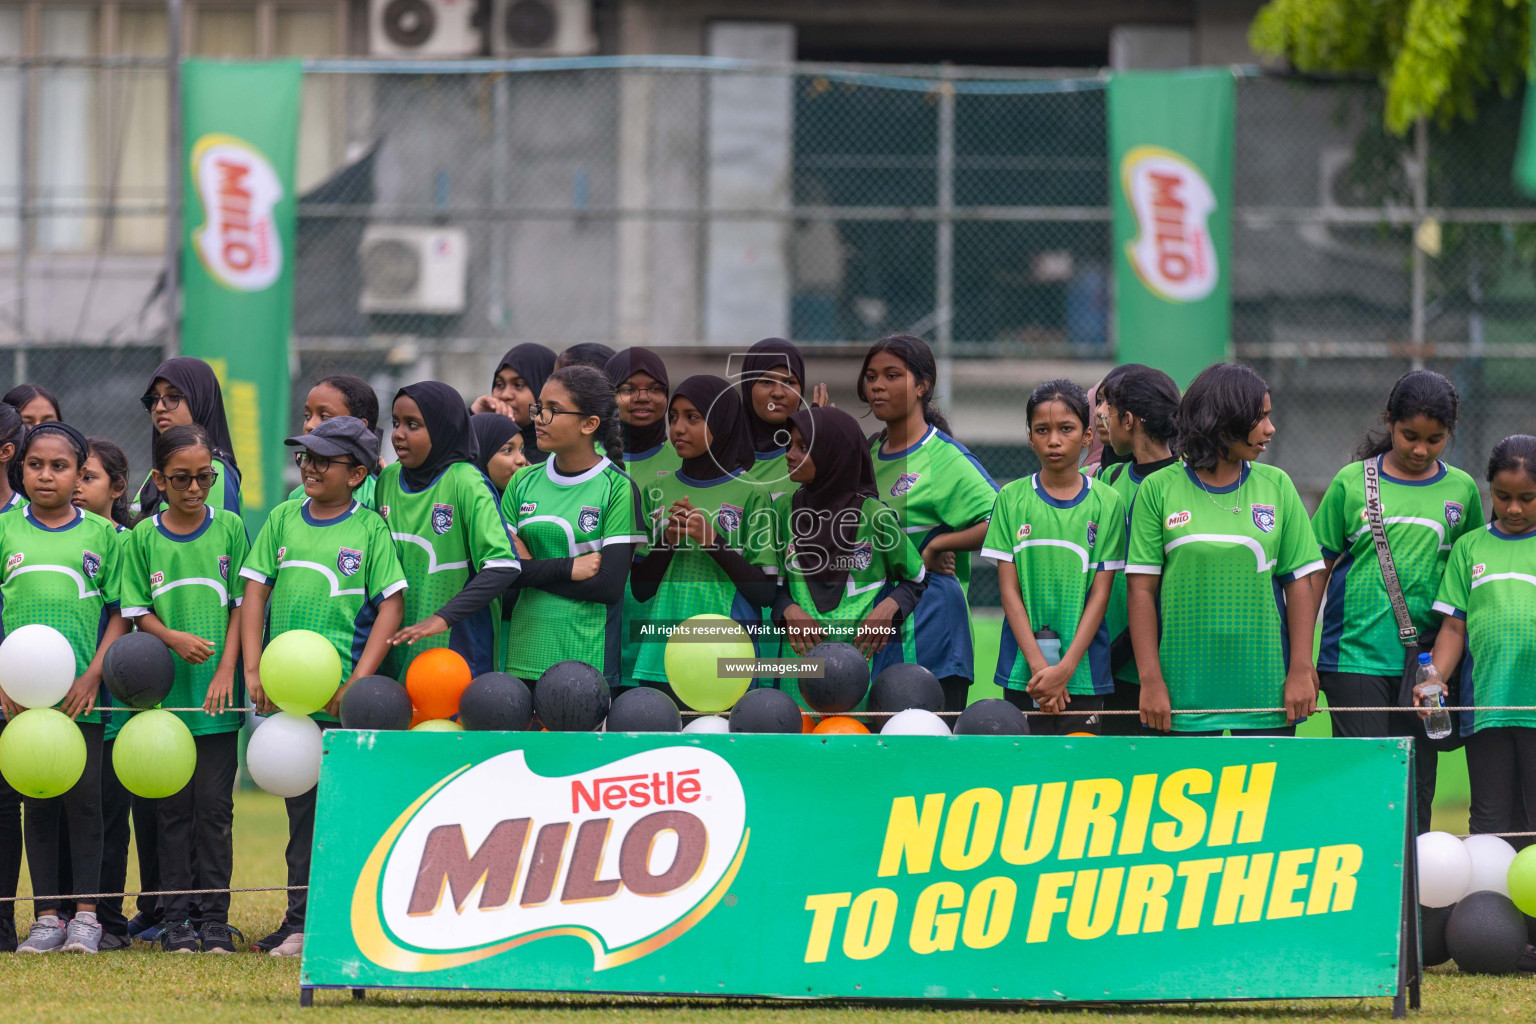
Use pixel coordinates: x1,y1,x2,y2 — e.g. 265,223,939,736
813,716,869,735
1066,732,1096,737
405,648,473,721
801,713,819,734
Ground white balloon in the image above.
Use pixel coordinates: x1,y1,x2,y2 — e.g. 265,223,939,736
682,715,729,734
0,624,77,710
1416,830,1473,907
1463,833,1518,897
246,712,323,798
881,708,952,736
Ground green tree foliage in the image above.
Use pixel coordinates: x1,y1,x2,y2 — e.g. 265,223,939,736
1251,0,1529,134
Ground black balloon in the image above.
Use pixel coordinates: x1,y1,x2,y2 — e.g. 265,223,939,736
870,662,944,714
728,687,802,734
459,672,534,731
607,687,682,733
534,661,610,732
102,632,175,709
798,642,869,714
1446,890,1528,974
339,675,413,730
954,698,1027,736
1420,903,1454,968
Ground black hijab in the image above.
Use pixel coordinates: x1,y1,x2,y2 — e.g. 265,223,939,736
739,337,807,456
470,412,520,483
786,405,880,614
604,347,670,455
396,382,478,492
670,375,755,481
498,343,556,465
136,357,238,515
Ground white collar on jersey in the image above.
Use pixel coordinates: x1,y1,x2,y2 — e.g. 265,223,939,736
544,455,612,487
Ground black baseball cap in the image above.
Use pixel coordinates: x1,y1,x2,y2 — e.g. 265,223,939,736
285,415,379,469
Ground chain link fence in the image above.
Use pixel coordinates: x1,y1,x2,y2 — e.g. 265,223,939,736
2,59,1535,590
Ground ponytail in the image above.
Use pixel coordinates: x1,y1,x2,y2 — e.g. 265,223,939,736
549,366,625,464
857,334,953,438
1355,370,1460,462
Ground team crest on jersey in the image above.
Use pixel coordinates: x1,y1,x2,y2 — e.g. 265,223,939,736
217,557,230,581
519,501,537,516
1251,504,1276,534
150,570,164,588
716,503,744,533
82,550,101,579
1086,521,1099,547
578,506,602,533
1017,523,1031,541
851,542,873,571
4,552,20,574
1472,563,1486,580
1445,501,1464,527
431,503,454,535
337,547,363,578
890,472,920,497
1166,510,1192,529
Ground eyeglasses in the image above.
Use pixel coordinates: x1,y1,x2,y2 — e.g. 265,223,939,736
140,393,184,412
528,402,588,425
295,451,356,474
616,384,667,399
163,470,217,491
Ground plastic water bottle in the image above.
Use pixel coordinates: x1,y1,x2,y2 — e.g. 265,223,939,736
1034,626,1061,666
1415,653,1452,741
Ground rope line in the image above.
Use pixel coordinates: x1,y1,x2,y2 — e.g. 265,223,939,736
0,885,305,904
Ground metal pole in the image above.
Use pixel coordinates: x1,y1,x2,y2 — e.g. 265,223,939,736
934,70,955,412
164,0,183,356
16,53,29,380
1409,117,1427,371
488,72,509,330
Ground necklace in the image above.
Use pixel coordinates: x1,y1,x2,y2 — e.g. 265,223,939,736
1195,467,1243,514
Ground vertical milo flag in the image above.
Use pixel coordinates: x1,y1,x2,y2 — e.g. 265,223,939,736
1517,17,1536,194
1109,69,1233,388
181,59,301,534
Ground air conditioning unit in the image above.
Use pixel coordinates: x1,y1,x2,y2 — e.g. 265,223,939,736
492,0,596,57
369,0,482,59
359,226,469,316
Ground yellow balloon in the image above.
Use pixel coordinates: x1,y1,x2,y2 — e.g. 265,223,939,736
411,719,463,733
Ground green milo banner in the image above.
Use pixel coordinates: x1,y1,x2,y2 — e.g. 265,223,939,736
303,734,1412,1006
1109,69,1234,388
180,59,301,533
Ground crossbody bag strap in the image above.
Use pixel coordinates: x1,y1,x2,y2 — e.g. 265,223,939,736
1363,456,1419,648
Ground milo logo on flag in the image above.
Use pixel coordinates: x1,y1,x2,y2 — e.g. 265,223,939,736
1121,146,1218,303
352,747,747,973
190,133,285,292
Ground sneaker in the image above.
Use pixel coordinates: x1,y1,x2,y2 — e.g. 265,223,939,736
250,920,295,953
125,913,163,942
199,922,243,954
159,921,199,954
269,931,304,957
16,916,67,954
98,932,132,952
60,916,102,954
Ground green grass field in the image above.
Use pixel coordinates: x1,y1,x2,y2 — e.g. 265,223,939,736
0,616,1509,1020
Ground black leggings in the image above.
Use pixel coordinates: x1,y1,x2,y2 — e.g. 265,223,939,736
938,676,970,714
158,732,239,924
1320,672,1439,833
0,721,20,947
1003,689,1107,735
24,722,104,913
1466,726,1536,849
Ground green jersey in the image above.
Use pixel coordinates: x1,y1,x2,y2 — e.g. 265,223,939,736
1313,456,1483,676
1433,523,1536,731
981,474,1125,696
1098,457,1178,686
0,506,123,725
375,462,519,678
631,468,777,685
1125,462,1324,733
503,457,646,687
289,473,377,511
129,455,241,519
0,492,24,514
740,449,793,502
240,499,407,722
121,508,249,736
619,441,683,685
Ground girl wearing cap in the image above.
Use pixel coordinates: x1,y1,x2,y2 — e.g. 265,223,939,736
132,358,242,519
379,383,521,678
472,343,556,466
286,375,383,508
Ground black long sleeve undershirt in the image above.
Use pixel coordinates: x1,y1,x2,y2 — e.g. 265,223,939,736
630,543,776,608
512,543,635,605
771,574,928,624
435,566,519,628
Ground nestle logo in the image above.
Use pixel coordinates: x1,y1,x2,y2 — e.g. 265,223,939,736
571,770,702,813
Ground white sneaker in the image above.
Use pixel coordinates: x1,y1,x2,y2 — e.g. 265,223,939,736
269,931,304,957
16,916,67,953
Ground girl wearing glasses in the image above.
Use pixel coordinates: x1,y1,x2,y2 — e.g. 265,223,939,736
120,424,248,953
605,348,681,685
502,366,646,692
471,343,556,466
131,358,242,520
378,382,521,678
0,423,129,955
